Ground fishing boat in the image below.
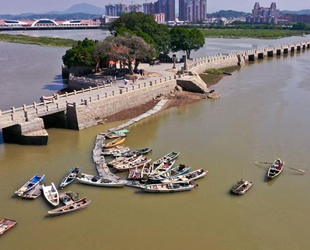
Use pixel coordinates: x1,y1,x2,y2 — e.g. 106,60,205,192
104,137,126,149
150,160,175,177
42,183,59,206
77,173,127,187
48,197,91,216
104,131,126,139
101,146,130,157
267,158,284,179
59,191,80,205
121,148,152,157
19,184,42,199
114,157,152,172
230,180,253,195
113,129,130,134
161,168,207,184
15,174,45,197
125,180,147,189
149,164,191,182
142,181,197,193
59,167,81,189
153,151,180,166
0,219,17,236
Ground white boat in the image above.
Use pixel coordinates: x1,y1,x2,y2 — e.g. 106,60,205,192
161,168,208,184
76,173,127,187
267,158,284,179
42,183,59,206
143,182,197,193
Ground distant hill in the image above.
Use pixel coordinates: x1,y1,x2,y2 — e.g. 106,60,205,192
281,9,310,15
208,10,250,18
61,3,105,15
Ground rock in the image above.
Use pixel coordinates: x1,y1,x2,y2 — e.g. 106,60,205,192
207,92,221,99
175,85,183,91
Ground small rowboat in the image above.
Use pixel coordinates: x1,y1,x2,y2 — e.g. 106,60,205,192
267,158,284,179
47,197,91,216
150,160,175,177
153,151,180,166
59,191,80,205
104,137,126,149
104,131,126,139
230,180,253,195
0,219,17,236
102,146,130,157
77,173,127,187
143,181,197,193
149,164,191,183
59,167,81,189
121,148,152,157
108,155,142,167
127,163,153,180
42,183,59,206
161,168,208,184
15,174,45,196
114,157,152,172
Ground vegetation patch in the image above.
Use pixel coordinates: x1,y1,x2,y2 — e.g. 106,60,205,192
0,34,77,47
200,66,240,87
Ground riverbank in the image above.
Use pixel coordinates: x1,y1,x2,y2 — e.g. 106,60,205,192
201,29,309,39
199,66,240,87
0,33,77,47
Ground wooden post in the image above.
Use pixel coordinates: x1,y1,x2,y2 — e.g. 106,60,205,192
82,88,84,93
23,104,26,112
74,90,77,95
97,94,100,100
11,107,15,114
65,92,68,97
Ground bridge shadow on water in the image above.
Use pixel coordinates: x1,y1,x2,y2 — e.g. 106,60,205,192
42,74,68,91
0,131,4,145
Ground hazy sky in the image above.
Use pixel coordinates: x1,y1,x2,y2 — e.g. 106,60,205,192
1,0,309,15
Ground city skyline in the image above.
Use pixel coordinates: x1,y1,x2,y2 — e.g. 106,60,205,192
1,0,309,15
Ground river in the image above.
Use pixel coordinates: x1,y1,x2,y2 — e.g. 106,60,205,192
0,31,310,250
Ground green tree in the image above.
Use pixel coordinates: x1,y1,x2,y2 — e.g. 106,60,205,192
109,12,171,55
95,33,156,74
170,27,205,59
62,38,98,68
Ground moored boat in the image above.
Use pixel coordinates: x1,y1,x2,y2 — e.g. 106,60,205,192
59,191,80,205
77,173,127,187
104,137,126,149
153,151,180,166
127,163,153,180
42,182,59,206
47,197,91,216
149,164,191,183
114,157,151,172
59,167,81,189
102,146,130,157
230,179,253,195
267,158,284,179
15,174,45,197
104,131,126,139
161,168,207,184
150,160,175,177
0,219,17,236
142,181,197,193
121,148,152,157
19,184,42,199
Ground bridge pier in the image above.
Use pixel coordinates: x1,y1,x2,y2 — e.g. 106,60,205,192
284,48,289,54
2,118,48,145
267,51,274,57
276,49,281,56
258,53,264,59
291,47,295,53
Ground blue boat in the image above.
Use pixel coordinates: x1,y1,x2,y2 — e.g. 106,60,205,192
15,174,45,197
149,165,191,183
59,167,81,189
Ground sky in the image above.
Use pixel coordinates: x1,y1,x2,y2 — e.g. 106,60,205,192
0,0,309,15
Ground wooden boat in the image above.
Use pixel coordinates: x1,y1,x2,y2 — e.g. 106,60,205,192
149,164,191,182
19,184,42,199
108,154,141,167
125,180,147,189
104,131,126,139
150,160,175,177
77,173,127,187
153,151,180,166
142,181,197,193
42,183,59,206
47,197,91,216
114,157,152,172
127,163,153,180
230,179,253,195
121,148,152,157
0,219,17,236
161,168,207,184
113,129,130,134
15,174,45,196
267,158,284,179
102,146,130,157
223,71,232,75
59,167,81,189
104,137,126,149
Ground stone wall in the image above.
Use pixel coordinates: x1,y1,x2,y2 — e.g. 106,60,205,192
73,79,177,130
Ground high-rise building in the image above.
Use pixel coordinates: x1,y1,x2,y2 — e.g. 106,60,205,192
105,3,142,17
179,0,207,22
247,2,280,24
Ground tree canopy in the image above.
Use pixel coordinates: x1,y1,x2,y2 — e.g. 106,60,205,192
62,38,98,68
109,12,171,55
170,27,205,59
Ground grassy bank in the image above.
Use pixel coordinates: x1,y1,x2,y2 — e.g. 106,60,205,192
200,29,308,39
0,34,77,47
200,66,240,87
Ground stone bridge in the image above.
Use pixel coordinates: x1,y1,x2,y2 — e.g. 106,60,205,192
1,40,309,145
